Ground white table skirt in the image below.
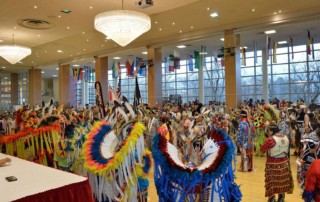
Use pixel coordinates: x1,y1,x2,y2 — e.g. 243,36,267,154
0,153,87,202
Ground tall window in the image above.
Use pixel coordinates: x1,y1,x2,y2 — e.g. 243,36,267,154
241,43,320,104
18,72,28,105
162,57,225,104
108,68,148,104
0,75,11,110
241,50,263,101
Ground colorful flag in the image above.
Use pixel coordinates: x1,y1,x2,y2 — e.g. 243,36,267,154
221,58,225,67
164,57,169,73
266,36,271,60
307,30,311,55
78,68,84,81
199,46,206,69
187,54,193,72
73,68,79,82
253,41,257,64
126,58,134,77
174,57,180,69
135,57,143,76
138,61,146,76
133,76,141,113
112,61,118,79
214,54,218,64
241,48,246,66
290,36,294,60
273,42,277,63
108,85,118,103
194,51,200,69
312,37,315,60
169,54,174,72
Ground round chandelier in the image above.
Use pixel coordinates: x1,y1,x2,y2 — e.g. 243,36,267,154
94,10,151,47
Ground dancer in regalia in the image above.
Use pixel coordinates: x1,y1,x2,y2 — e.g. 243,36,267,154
303,159,320,202
260,122,294,202
237,109,254,172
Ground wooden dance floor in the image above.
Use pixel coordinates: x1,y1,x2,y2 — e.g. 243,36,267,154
147,149,302,202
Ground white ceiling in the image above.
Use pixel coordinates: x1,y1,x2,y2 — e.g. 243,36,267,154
1,0,320,77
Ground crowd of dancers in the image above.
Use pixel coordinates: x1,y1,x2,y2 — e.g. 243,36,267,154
1,96,320,201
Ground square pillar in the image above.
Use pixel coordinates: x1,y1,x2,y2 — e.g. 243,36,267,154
95,56,108,104
28,69,42,106
59,64,76,107
224,29,242,108
147,47,162,106
10,73,19,106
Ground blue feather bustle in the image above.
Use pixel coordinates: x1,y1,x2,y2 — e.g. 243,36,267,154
152,128,242,202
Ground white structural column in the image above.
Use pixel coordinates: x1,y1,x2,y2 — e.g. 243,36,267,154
199,60,204,103
262,49,269,103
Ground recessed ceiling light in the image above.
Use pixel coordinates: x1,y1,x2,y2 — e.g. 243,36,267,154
44,50,47,53
120,64,125,67
264,30,276,34
83,48,86,51
58,15,61,18
86,39,89,42
70,54,73,57
113,57,121,60
159,28,162,31
67,26,70,30
82,32,85,34
101,44,104,47
172,22,175,25
252,8,255,12
0,39,3,43
142,51,148,55
34,5,37,9
89,6,93,9
14,26,17,29
57,50,63,53
190,26,194,29
210,12,219,17
179,30,182,33
199,52,208,55
220,38,225,41
77,52,80,55
279,10,282,13
273,12,277,15
154,21,158,24
56,67,59,70
278,41,287,44
61,9,71,14
2,66,6,69
37,34,40,37
207,7,210,11
93,61,96,63
73,64,80,67
52,75,58,77
41,71,45,74
177,45,186,49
